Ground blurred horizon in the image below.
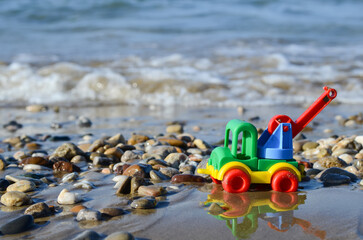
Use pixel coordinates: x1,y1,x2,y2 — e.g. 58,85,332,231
1,0,363,62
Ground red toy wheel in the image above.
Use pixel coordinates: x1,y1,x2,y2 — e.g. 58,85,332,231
211,176,222,184
222,169,251,193
271,170,298,192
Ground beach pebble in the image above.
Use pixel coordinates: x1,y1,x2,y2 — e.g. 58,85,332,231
160,167,179,178
355,152,363,160
355,136,363,145
62,172,79,183
71,155,87,164
26,142,41,150
3,120,23,132
171,174,206,183
166,124,183,134
113,175,129,183
193,139,211,150
302,142,319,151
164,153,188,168
316,167,358,182
1,191,31,207
344,120,356,127
332,148,358,157
0,215,34,235
93,156,113,166
21,156,50,166
339,154,354,165
322,173,351,187
138,185,164,197
108,133,126,146
130,198,156,209
115,176,131,194
0,159,6,170
123,165,146,178
130,177,144,193
26,104,47,112
316,156,346,168
70,205,86,213
52,143,84,160
57,189,82,204
179,164,195,173
306,168,322,177
53,161,81,173
121,150,143,163
0,178,10,191
24,202,52,218
76,209,101,221
88,139,105,152
312,161,325,170
100,207,124,217
105,231,134,240
104,147,124,159
128,134,149,145
150,170,169,181
101,168,112,174
147,145,177,159
74,181,95,190
7,180,36,192
344,166,360,176
354,159,363,171
187,148,203,155
23,164,52,171
77,116,92,128
72,230,103,240
158,138,187,148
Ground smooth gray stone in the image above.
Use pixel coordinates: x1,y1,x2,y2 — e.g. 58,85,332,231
72,230,102,240
0,215,34,235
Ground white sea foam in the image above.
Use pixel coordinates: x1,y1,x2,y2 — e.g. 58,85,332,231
0,43,362,107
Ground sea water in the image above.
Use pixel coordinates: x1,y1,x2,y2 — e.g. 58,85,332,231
0,0,363,107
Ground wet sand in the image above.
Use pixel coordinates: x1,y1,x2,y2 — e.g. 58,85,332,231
0,104,362,240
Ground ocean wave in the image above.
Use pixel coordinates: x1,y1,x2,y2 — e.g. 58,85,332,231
1,45,363,107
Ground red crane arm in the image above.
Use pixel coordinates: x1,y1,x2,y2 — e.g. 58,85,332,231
267,86,337,138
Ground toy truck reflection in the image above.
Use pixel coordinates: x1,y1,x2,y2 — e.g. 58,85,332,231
198,86,337,193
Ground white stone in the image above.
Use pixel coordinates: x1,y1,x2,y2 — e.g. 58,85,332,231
76,209,101,221
112,175,129,182
355,136,363,145
23,164,51,171
57,189,82,205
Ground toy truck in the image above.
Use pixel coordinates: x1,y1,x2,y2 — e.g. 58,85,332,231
198,86,337,193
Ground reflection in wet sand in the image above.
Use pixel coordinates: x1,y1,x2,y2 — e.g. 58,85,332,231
204,186,326,239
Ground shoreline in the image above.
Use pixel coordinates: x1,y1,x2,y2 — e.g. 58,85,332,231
0,104,362,239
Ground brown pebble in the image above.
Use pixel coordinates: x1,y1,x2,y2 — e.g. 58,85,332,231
53,161,81,173
21,157,51,167
138,185,164,197
171,174,206,183
128,135,149,145
77,143,91,152
100,207,124,217
157,138,187,149
114,164,131,175
26,142,42,150
70,205,86,213
101,168,112,174
123,165,146,178
104,147,124,159
0,159,5,170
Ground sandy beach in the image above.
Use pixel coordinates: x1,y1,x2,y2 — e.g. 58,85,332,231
1,0,363,239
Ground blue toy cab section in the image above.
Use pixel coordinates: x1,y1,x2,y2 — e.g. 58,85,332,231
257,123,293,160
